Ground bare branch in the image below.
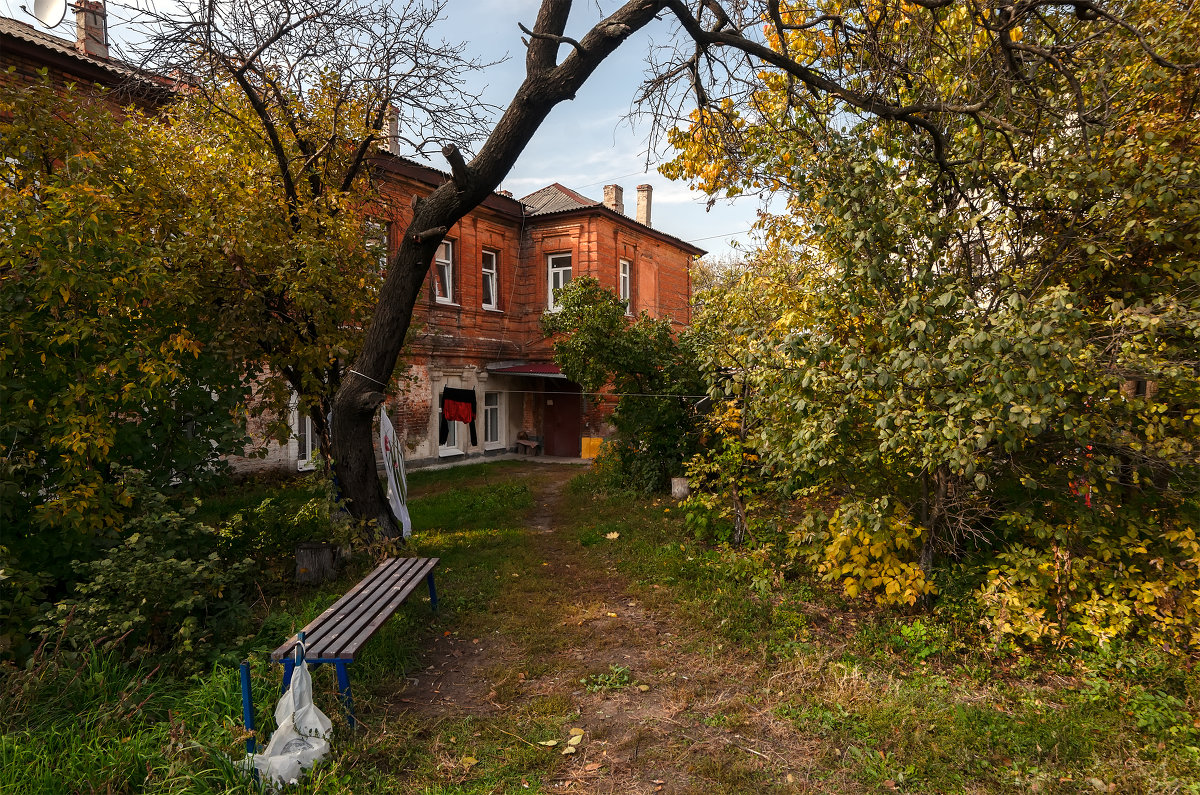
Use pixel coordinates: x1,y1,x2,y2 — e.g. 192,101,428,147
441,143,469,192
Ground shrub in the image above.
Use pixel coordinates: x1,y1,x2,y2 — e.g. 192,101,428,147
218,492,343,579
977,501,1200,653
40,471,255,672
0,545,50,663
790,498,936,607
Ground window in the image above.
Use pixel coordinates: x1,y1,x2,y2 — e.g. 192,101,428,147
484,391,501,446
547,253,572,311
293,397,319,471
434,240,454,303
481,250,498,310
365,220,389,274
619,259,632,314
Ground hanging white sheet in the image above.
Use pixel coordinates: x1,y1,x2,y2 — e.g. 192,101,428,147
379,408,412,538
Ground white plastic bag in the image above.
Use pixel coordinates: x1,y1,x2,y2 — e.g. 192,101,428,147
249,655,333,786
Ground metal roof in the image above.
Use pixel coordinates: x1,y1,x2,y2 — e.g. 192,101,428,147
487,362,566,379
0,15,136,80
518,183,705,256
520,183,600,216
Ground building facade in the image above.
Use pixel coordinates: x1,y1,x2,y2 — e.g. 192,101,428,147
2,8,703,473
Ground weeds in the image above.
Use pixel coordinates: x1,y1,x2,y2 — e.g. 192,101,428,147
581,665,634,692
562,468,1200,794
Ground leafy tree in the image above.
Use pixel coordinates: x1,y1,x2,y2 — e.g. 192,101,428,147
665,4,1200,649
0,75,385,656
0,80,252,580
135,0,494,470
543,277,704,493
125,0,1186,540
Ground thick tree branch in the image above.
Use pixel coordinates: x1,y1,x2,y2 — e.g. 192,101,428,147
519,22,585,55
441,143,469,191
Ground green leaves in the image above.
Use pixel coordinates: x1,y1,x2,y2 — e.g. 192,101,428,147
544,277,705,493
666,2,1200,647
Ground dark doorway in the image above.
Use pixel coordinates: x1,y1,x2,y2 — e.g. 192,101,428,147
542,381,582,457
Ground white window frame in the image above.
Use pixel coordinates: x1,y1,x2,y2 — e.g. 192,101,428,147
481,250,499,310
434,240,454,304
438,401,460,454
483,391,502,448
547,253,572,311
619,259,632,314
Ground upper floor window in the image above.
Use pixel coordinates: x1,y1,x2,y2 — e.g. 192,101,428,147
547,253,572,311
434,240,454,303
619,259,632,314
481,250,499,310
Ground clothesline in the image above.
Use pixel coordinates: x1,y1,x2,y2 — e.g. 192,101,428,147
483,390,708,399
347,371,707,400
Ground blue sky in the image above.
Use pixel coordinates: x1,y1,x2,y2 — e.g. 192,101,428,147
425,0,763,259
3,0,764,257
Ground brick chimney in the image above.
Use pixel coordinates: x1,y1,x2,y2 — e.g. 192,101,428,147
603,184,624,215
75,0,108,59
381,105,400,153
636,184,652,227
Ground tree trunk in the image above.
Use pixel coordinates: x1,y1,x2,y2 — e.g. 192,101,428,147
330,0,667,536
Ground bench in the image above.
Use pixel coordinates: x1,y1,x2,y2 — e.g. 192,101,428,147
272,556,439,728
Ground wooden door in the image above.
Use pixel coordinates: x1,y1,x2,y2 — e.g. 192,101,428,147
542,382,582,457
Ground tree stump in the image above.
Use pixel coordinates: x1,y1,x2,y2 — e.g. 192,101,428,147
671,477,690,500
296,542,337,584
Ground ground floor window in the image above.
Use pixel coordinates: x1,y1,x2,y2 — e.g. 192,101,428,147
293,398,319,471
484,391,501,446
439,403,458,451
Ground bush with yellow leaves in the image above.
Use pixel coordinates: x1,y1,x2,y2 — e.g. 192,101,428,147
978,504,1200,653
792,498,936,607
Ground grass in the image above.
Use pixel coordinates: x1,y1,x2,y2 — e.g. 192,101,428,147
557,472,1200,794
2,461,564,794
7,462,1200,793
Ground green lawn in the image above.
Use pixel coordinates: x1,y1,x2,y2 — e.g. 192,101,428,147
3,462,1197,793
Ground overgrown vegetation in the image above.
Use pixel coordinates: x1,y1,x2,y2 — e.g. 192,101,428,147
0,463,550,793
0,74,386,658
566,470,1200,793
543,276,705,493
666,1,1200,653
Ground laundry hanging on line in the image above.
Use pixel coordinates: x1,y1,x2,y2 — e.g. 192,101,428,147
439,387,478,446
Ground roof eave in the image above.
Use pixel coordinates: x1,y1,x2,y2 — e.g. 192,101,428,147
526,204,706,256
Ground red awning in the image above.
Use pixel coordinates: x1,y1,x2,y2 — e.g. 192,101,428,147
487,363,565,378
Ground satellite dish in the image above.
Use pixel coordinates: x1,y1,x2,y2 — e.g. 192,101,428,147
30,0,68,28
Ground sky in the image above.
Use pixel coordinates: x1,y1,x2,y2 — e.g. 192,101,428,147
1,0,767,259
423,0,765,259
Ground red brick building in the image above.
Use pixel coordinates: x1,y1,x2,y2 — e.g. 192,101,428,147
2,9,703,471
372,164,702,465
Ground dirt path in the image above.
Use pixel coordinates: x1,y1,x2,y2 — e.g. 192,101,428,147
387,467,814,794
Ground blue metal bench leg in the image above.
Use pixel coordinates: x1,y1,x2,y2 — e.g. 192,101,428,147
280,659,296,694
426,572,438,612
334,661,356,729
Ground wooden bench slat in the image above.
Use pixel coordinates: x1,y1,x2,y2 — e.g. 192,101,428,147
272,558,413,660
322,558,438,658
281,557,421,659
271,557,437,662
307,557,427,659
